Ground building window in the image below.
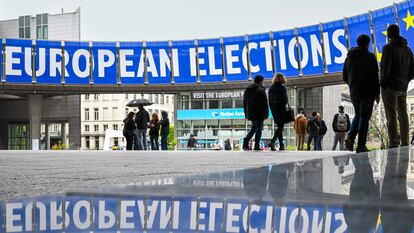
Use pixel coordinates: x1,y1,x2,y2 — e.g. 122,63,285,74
94,108,99,120
85,94,89,100
85,125,89,132
94,125,99,132
94,94,99,100
154,94,159,104
36,13,48,39
209,100,219,109
19,15,31,39
221,99,233,108
84,108,90,121
103,125,108,131
8,123,30,150
113,124,118,130
95,136,100,150
160,95,165,105
85,136,90,149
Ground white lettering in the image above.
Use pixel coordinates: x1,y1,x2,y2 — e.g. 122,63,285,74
120,49,134,77
73,200,91,230
98,201,116,229
6,46,22,76
332,29,348,64
226,203,241,232
72,49,90,78
97,50,115,78
259,41,273,72
225,44,241,74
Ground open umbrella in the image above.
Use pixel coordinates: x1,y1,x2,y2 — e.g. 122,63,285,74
126,99,153,107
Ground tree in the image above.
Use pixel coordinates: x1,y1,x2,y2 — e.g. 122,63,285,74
369,103,389,149
168,125,177,150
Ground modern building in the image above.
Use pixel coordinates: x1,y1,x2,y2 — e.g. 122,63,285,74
0,8,81,150
81,93,174,150
174,85,343,150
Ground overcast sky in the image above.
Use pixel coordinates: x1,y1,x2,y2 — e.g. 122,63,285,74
1,0,394,41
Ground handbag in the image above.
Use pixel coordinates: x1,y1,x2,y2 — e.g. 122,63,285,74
284,103,295,124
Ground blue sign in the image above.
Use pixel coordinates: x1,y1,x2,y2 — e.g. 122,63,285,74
146,41,172,84
347,13,373,52
223,36,249,81
119,41,145,84
322,19,348,73
5,38,32,83
273,29,299,77
198,38,223,83
172,40,197,84
92,41,117,84
64,41,90,84
396,0,414,50
372,6,397,63
248,33,274,79
297,24,325,76
177,108,245,120
35,40,63,84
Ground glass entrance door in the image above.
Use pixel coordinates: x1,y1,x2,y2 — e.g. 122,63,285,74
8,123,30,150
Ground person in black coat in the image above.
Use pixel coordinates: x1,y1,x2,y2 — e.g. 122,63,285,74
380,25,414,148
134,104,150,150
268,73,288,151
343,34,380,153
159,111,170,150
123,112,136,151
187,134,196,150
243,75,269,151
148,112,160,150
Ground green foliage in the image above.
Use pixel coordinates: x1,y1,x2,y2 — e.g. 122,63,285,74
168,125,176,150
51,143,67,150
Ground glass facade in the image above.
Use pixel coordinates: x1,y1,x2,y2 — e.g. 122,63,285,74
8,123,30,150
175,89,297,150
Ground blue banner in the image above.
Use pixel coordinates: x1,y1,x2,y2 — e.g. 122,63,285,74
248,33,274,79
64,41,90,84
347,13,373,51
64,196,91,233
92,42,117,84
172,40,197,84
91,197,118,232
197,38,223,83
5,38,32,83
223,36,249,81
35,196,65,232
273,29,299,77
322,19,348,73
297,24,325,76
396,0,414,50
372,6,397,63
146,41,172,84
35,40,62,84
119,41,145,85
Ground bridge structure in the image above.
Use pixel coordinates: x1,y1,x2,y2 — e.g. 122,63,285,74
0,0,413,95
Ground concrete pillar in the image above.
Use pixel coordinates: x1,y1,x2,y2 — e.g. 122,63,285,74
28,94,43,150
61,123,66,146
69,118,81,150
45,124,50,150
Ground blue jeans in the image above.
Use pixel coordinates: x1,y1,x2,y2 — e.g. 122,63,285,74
307,134,318,151
135,129,148,150
349,98,375,149
161,133,168,150
150,136,159,150
245,121,264,149
316,135,323,150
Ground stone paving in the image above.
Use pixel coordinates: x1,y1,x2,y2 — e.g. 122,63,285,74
0,150,351,201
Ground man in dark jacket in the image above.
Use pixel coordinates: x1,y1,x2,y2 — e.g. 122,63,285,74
380,24,414,148
332,106,351,150
343,34,380,153
243,75,269,151
159,111,170,150
134,104,150,150
307,111,320,151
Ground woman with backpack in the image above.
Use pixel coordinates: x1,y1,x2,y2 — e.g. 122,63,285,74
332,106,351,150
123,112,136,151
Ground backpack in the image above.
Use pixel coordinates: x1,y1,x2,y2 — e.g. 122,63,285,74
336,113,348,132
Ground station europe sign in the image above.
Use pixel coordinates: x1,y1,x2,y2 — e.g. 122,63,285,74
1,1,414,85
0,196,350,233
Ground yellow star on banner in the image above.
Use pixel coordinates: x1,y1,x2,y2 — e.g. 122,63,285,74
403,10,414,31
375,47,383,62
383,23,389,43
376,213,382,231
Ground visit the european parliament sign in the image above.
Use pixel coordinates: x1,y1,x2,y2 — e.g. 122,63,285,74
2,0,414,85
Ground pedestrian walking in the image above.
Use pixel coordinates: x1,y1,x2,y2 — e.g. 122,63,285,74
134,104,150,150
411,132,414,145
268,73,288,151
225,139,232,151
307,111,320,151
122,112,136,151
243,75,269,151
316,113,327,150
332,106,350,150
149,112,160,150
343,34,380,153
294,110,307,150
187,134,196,150
380,24,414,148
159,111,170,150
